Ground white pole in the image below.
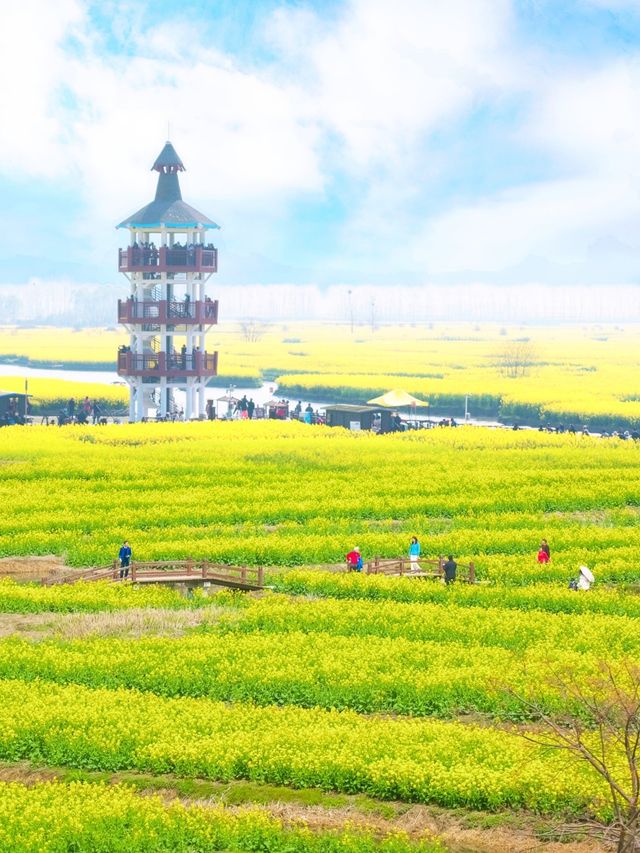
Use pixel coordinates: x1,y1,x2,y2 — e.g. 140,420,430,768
136,382,144,421
160,377,167,418
185,381,193,420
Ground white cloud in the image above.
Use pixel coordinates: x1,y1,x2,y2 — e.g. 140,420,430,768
525,59,640,177
409,177,640,276
0,0,85,177
271,0,518,170
0,1,325,224
404,57,640,278
4,0,640,287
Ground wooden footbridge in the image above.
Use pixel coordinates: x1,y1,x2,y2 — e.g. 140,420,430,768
42,559,265,591
363,555,476,583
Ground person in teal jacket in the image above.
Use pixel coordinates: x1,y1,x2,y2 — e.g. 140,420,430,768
409,536,421,569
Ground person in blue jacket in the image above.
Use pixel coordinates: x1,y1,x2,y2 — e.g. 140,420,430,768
118,540,132,579
409,536,421,570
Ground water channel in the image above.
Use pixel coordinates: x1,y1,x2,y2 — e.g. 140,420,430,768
0,363,506,427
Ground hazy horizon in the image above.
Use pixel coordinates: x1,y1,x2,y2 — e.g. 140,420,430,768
1,280,640,326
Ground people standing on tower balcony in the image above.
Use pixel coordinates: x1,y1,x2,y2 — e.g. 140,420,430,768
181,344,187,368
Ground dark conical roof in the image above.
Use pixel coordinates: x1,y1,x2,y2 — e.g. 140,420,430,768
117,142,219,230
152,141,184,172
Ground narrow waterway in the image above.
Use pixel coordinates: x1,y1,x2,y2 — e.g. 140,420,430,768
0,363,509,427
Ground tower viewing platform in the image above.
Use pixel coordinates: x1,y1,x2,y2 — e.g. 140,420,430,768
118,245,218,274
116,141,220,421
116,350,218,378
117,298,219,326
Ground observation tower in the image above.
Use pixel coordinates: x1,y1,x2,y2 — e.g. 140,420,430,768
116,142,219,421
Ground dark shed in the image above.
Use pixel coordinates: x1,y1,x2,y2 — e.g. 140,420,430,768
325,404,393,433
0,391,29,425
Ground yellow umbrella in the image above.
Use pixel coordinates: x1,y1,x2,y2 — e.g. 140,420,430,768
367,389,429,408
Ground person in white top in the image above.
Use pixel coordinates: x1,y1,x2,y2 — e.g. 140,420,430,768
576,565,594,590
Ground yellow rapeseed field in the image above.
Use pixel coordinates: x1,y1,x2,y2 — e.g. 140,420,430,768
1,322,639,426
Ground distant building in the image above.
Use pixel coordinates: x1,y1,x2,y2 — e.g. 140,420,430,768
0,391,28,426
325,404,393,433
116,142,220,421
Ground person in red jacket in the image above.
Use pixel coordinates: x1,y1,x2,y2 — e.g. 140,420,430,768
346,547,362,572
537,547,550,564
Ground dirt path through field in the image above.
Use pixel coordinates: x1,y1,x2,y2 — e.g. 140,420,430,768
0,556,67,582
0,763,609,853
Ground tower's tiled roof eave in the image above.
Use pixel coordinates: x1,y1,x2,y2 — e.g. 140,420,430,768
117,199,220,230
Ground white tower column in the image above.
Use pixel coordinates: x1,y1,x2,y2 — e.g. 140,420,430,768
185,381,193,420
159,377,168,418
136,382,144,420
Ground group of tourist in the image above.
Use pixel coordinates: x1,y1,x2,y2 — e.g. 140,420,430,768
60,397,103,426
537,423,640,440
292,401,321,424
345,536,594,591
536,538,595,589
346,538,459,584
234,396,256,419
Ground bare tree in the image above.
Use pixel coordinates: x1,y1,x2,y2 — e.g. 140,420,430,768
498,339,537,377
239,320,264,343
507,661,640,853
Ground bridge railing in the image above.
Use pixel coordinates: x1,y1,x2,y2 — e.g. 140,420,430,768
122,559,264,587
363,555,476,583
42,559,264,588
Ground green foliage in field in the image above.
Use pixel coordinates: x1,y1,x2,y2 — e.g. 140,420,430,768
0,780,438,853
271,571,640,616
0,680,607,817
0,579,206,613
0,600,640,720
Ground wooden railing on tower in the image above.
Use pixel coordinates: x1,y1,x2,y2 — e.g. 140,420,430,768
118,246,218,273
117,299,218,326
116,350,218,377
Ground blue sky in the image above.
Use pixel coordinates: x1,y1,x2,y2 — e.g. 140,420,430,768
3,0,640,288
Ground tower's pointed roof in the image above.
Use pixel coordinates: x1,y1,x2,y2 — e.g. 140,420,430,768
152,141,184,172
117,142,219,230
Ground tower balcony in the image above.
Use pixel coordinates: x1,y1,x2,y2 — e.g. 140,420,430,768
118,298,218,326
117,350,218,378
118,246,218,274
